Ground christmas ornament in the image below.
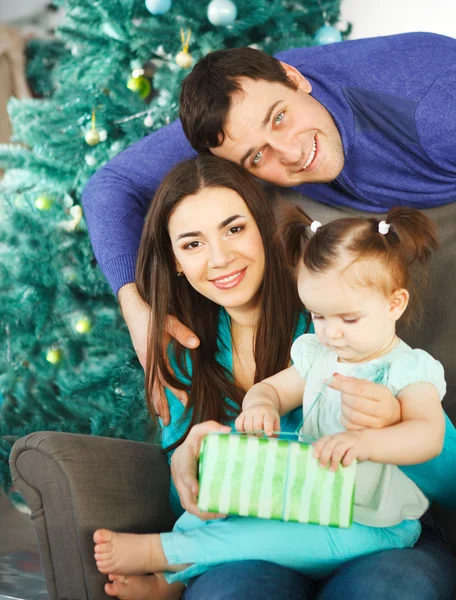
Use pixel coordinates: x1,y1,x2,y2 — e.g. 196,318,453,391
85,129,100,146
176,29,192,68
70,205,83,226
85,109,101,146
46,348,62,364
85,154,97,167
144,114,154,127
61,205,84,232
127,75,151,99
145,0,172,15
207,0,237,26
35,195,53,210
313,25,342,45
75,317,92,334
176,50,192,69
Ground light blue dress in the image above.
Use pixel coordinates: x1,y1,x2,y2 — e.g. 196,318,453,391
291,334,445,527
159,310,456,584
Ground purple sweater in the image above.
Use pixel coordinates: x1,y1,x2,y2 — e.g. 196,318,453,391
82,32,456,295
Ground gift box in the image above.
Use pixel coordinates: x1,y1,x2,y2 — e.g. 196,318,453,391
198,433,356,528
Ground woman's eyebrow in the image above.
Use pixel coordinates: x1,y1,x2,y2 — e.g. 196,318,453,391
176,215,245,240
217,214,245,229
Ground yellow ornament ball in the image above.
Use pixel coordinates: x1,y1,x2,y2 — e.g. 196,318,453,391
176,50,193,69
35,195,53,210
46,349,62,364
127,75,151,99
75,318,92,334
85,128,101,146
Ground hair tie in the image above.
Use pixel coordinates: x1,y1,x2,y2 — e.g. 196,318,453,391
378,220,391,235
310,220,322,233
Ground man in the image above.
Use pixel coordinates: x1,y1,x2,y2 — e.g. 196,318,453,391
82,33,456,599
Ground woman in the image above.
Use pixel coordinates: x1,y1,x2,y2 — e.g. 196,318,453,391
100,156,456,600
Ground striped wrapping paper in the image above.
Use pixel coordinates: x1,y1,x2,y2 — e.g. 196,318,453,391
198,433,356,528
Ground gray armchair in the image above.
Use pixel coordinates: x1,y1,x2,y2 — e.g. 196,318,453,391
9,432,176,600
9,430,456,600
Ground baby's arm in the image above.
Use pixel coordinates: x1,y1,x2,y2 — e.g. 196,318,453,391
314,382,445,470
235,365,305,436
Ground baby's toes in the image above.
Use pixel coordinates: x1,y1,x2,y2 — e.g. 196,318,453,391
93,528,115,544
108,574,127,583
105,581,124,597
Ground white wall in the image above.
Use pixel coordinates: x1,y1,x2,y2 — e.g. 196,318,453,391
340,0,456,40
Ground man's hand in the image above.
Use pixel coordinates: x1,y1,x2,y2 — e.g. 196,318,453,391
235,404,281,437
312,431,370,471
118,283,200,425
171,421,231,520
329,374,401,431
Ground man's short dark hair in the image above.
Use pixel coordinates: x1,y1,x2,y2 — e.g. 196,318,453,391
179,47,297,154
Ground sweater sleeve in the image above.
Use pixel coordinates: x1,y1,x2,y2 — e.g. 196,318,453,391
81,119,197,296
416,62,456,172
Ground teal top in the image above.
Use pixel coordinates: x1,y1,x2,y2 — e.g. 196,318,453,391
162,309,456,517
162,309,309,515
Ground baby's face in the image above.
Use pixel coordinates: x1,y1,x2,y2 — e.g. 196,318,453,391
297,260,399,363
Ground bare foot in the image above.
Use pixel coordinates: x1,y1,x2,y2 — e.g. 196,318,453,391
94,529,167,575
104,573,184,600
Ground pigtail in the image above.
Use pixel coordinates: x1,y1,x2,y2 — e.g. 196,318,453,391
382,207,439,266
275,202,313,269
378,207,439,330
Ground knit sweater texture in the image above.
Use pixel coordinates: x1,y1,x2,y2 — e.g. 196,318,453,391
82,32,456,295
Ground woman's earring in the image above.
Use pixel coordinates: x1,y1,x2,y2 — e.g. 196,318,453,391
177,271,184,277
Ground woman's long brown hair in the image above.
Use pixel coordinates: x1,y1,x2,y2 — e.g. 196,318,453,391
136,156,306,452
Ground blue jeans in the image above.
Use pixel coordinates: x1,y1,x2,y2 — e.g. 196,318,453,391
183,519,456,599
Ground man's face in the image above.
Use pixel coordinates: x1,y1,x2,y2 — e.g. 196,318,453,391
211,73,345,187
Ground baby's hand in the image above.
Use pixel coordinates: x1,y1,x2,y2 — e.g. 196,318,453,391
235,403,280,437
312,431,370,471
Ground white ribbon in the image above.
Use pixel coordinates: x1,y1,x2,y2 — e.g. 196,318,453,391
310,220,322,233
378,220,391,235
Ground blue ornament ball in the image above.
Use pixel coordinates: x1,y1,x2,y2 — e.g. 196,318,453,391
314,25,342,45
145,0,172,15
207,0,237,27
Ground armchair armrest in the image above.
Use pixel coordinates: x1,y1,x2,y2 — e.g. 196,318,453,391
9,431,176,600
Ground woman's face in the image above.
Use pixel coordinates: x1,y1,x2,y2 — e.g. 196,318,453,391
168,186,265,313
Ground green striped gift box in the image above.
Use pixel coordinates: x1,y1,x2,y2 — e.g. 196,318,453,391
197,433,355,528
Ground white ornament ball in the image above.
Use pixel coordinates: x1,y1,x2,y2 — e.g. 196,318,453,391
145,0,172,15
85,154,97,166
207,0,237,26
85,129,100,146
98,129,108,142
69,205,83,226
144,114,154,127
176,50,193,69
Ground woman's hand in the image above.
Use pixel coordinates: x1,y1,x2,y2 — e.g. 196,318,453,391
329,374,401,431
235,403,281,437
171,421,231,520
312,431,370,471
118,283,200,425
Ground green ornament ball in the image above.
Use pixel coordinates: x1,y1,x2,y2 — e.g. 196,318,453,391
75,318,92,334
35,195,53,210
46,349,62,364
127,75,151,99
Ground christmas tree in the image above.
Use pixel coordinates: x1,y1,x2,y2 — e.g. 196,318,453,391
0,0,347,488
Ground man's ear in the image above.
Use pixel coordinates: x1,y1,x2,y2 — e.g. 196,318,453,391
280,62,312,93
389,288,409,322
